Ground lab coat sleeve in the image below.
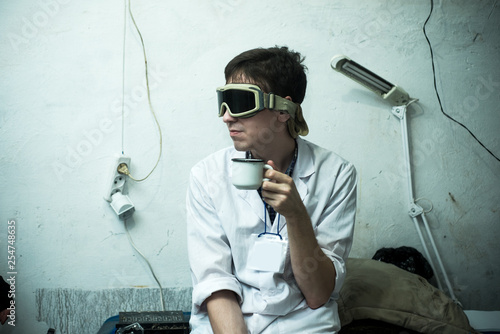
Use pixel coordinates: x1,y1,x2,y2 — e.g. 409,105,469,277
314,161,357,298
186,165,243,312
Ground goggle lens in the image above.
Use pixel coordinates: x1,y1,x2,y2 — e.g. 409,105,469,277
217,88,259,117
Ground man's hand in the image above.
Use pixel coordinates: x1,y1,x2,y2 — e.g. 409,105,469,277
261,161,307,219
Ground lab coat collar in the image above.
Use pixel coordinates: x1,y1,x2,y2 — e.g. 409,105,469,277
276,137,315,233
294,137,315,194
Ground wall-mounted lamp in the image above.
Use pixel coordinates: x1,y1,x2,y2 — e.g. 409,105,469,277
331,55,411,106
331,55,460,305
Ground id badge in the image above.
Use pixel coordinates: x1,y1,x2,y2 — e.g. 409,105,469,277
247,234,288,273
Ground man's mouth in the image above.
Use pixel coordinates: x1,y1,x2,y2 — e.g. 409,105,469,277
229,128,243,136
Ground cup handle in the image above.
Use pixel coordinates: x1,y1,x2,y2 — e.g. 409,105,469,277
263,164,273,182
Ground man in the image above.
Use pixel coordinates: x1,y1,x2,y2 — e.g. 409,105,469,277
187,46,357,333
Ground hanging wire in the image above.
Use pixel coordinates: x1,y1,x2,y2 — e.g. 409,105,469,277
121,0,164,181
125,218,166,311
423,0,500,162
119,0,165,312
121,0,127,155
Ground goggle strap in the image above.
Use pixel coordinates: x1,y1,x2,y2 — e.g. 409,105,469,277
264,93,298,118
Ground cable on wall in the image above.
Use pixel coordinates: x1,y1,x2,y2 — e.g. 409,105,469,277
125,219,166,311
423,0,500,162
118,0,165,313
121,1,127,155
120,0,164,180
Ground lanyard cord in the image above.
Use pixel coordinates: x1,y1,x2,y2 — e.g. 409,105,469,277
260,205,282,239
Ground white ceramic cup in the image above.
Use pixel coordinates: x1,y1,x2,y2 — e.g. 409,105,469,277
231,158,273,190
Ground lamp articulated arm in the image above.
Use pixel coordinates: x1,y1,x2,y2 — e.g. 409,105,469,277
331,55,460,305
392,104,459,305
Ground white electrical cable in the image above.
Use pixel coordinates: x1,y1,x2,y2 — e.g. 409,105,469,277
119,0,163,180
118,0,165,313
121,0,127,155
124,219,166,311
124,0,163,182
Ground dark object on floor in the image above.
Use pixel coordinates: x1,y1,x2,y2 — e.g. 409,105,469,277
372,246,433,279
338,258,479,334
339,319,423,334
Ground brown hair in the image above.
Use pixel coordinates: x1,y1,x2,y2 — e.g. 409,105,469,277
224,46,308,104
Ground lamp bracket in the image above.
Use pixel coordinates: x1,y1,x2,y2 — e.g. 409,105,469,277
391,105,407,120
409,203,424,218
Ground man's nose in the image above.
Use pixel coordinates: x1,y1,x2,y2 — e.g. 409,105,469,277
222,109,237,123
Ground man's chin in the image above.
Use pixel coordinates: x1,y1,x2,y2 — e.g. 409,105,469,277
231,139,249,152
233,144,249,152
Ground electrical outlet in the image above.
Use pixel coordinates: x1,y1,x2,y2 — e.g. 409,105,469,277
104,155,131,202
104,155,135,220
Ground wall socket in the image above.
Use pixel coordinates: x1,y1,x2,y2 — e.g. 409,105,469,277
104,155,135,220
104,155,131,202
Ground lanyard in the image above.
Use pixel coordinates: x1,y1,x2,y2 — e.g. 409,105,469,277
246,142,298,239
260,204,282,239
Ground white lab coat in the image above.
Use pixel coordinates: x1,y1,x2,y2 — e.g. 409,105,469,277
187,138,357,333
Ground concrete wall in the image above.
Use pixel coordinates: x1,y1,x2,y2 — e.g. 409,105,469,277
0,0,499,333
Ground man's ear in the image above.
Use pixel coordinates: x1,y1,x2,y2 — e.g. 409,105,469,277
278,111,291,123
278,96,294,122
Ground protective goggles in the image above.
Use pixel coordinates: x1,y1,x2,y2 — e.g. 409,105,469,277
216,83,298,118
